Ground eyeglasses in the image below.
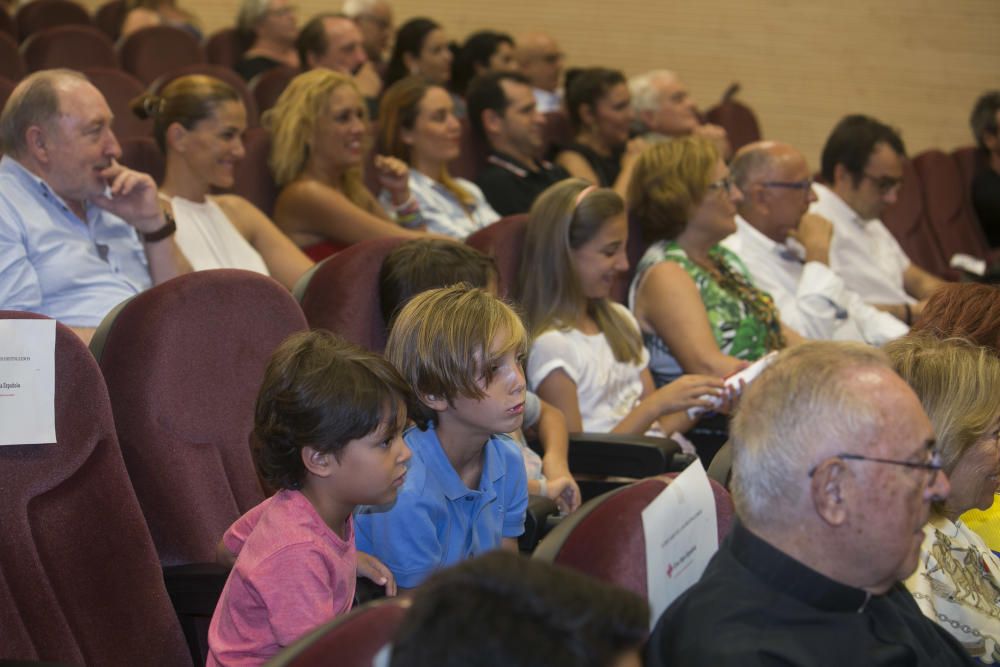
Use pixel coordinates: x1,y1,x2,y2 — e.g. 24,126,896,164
808,447,943,486
760,178,814,192
707,176,735,193
861,172,903,194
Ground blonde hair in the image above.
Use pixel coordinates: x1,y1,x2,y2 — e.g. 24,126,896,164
885,335,1000,476
385,284,527,428
263,69,370,207
517,179,643,364
731,342,889,528
378,76,475,208
627,135,719,244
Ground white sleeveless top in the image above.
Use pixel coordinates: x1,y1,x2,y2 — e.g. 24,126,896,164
165,195,269,275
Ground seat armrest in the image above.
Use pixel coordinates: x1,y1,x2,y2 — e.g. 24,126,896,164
567,433,694,478
162,562,230,617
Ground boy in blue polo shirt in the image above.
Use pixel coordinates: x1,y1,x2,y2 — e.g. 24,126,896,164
355,284,529,589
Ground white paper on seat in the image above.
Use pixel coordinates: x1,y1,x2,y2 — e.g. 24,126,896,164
641,458,718,628
0,319,56,446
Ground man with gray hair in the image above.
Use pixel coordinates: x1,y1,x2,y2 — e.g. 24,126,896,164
722,140,908,344
341,0,394,69
0,69,188,342
629,69,730,159
646,341,972,666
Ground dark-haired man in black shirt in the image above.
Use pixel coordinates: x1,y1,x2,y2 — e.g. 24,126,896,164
646,341,975,667
467,71,569,217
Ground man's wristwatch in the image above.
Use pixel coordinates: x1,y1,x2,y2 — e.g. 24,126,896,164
141,210,177,243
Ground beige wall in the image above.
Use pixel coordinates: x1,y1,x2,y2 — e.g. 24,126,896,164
88,0,1000,165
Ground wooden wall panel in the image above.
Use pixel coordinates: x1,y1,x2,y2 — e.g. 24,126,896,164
80,0,1000,166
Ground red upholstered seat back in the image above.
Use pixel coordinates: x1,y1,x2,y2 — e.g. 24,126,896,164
84,67,152,141
465,214,529,299
250,65,298,116
118,25,205,85
21,24,118,72
205,27,245,68
296,236,410,352
15,0,91,42
533,475,734,598
92,270,307,566
0,31,25,80
269,597,411,667
881,158,952,279
704,98,762,153
228,126,279,217
913,148,990,260
93,0,126,42
0,311,191,666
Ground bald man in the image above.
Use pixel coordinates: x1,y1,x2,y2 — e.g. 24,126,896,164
723,141,907,344
297,14,382,98
515,32,564,113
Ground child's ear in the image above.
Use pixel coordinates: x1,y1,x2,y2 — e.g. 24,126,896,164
420,392,449,413
301,446,336,478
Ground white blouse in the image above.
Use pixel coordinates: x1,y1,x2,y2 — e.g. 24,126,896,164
167,195,269,275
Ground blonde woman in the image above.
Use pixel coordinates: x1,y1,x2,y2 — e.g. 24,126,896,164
516,179,724,437
267,69,427,260
887,335,1000,662
378,76,499,239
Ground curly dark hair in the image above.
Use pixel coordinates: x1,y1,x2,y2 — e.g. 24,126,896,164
253,330,410,490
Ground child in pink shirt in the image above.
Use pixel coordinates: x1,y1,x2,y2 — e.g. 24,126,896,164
207,331,412,666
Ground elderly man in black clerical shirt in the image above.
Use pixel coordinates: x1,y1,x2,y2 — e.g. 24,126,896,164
646,341,976,667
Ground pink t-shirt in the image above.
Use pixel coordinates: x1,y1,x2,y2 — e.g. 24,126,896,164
207,489,357,666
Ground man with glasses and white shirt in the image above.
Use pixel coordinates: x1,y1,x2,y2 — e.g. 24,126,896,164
723,141,908,344
646,341,973,667
810,115,946,325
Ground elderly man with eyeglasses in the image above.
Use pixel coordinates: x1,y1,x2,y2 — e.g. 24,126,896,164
722,140,908,345
809,115,947,325
646,341,974,667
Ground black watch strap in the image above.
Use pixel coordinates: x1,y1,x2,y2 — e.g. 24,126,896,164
141,210,177,243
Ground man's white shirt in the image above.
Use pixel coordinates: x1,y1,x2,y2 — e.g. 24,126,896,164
809,183,915,306
722,215,908,345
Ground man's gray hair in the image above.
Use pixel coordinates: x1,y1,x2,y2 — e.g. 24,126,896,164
629,69,678,114
0,69,87,158
341,0,378,17
730,342,890,528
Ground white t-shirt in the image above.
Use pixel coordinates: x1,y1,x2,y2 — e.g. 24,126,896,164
809,183,914,306
527,305,654,434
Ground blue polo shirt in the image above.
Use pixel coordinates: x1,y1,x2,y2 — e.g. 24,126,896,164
0,156,150,327
354,423,528,589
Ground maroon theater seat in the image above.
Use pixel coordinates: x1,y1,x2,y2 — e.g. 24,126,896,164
880,158,953,279
449,115,488,181
465,214,529,299
294,236,410,352
0,31,25,81
0,75,16,115
90,270,307,567
704,84,762,154
152,63,259,128
533,475,734,598
118,25,204,85
225,125,278,216
542,110,572,153
267,597,411,667
93,0,126,41
0,6,14,39
249,64,297,115
205,27,244,68
913,148,992,264
0,311,191,667
118,135,164,182
21,24,117,72
15,0,91,42
84,67,151,140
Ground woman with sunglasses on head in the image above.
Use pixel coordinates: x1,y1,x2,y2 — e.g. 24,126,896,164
886,334,1000,662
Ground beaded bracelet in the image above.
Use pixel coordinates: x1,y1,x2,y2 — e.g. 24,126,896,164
393,196,423,229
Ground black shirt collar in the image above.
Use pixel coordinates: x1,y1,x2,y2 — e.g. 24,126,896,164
487,151,553,177
729,520,872,613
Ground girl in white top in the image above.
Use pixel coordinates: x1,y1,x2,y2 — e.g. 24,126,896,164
378,76,499,239
132,75,312,289
516,179,725,436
